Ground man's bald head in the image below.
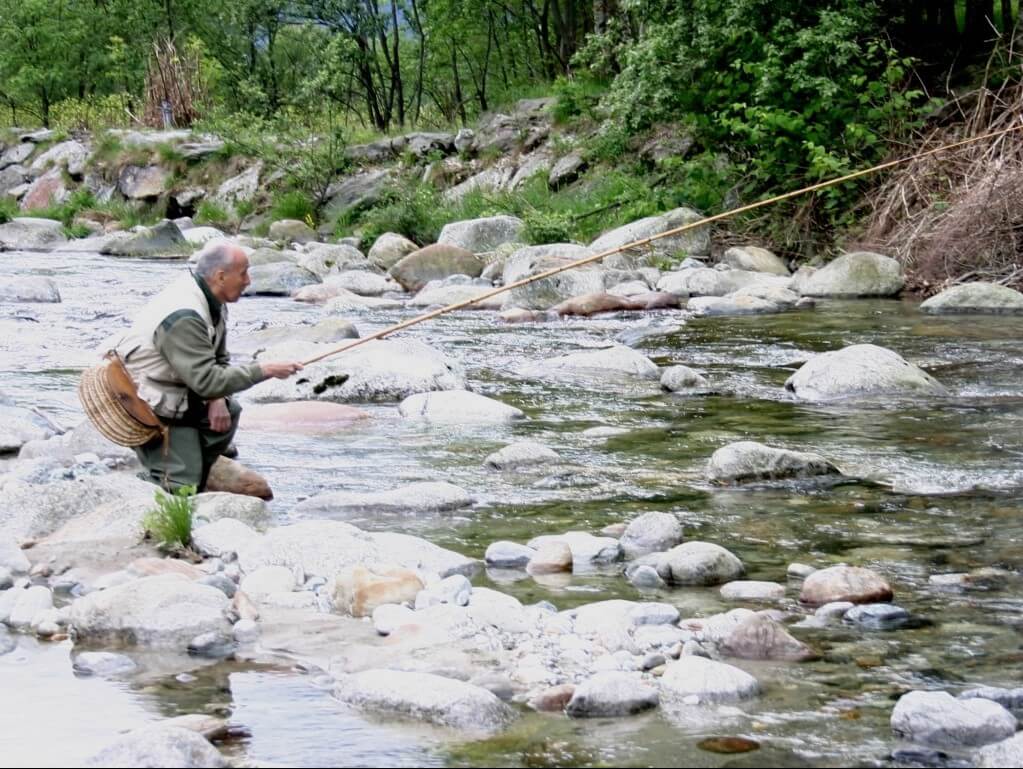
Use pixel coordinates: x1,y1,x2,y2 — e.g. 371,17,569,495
196,244,251,303
195,243,247,279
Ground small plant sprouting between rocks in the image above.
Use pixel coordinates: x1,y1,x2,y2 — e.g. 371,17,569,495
143,484,196,555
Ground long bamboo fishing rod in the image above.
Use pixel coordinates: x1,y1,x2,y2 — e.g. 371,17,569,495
301,120,1023,367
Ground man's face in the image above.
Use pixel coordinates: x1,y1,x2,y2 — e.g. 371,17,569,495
213,252,251,303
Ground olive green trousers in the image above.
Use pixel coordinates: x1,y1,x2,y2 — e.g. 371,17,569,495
134,398,241,492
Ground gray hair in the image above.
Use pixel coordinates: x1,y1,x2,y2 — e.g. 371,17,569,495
195,244,240,279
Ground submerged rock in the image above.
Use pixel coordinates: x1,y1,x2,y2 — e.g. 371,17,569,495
707,441,842,484
334,670,514,734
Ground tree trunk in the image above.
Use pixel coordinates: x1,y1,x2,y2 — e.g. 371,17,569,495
963,0,996,51
1000,0,1013,32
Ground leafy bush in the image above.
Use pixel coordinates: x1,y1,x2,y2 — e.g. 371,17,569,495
353,182,446,249
196,200,230,226
523,209,572,244
271,190,315,223
143,484,196,553
551,75,607,123
0,197,17,224
583,0,932,243
49,94,134,131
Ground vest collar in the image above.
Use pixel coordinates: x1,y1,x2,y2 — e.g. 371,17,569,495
192,271,222,326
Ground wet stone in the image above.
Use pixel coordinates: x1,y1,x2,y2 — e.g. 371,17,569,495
843,603,911,630
698,736,760,754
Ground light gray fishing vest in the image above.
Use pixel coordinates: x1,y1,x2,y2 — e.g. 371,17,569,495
115,272,225,419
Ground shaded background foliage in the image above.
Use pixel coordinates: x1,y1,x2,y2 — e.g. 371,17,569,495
1,0,1021,261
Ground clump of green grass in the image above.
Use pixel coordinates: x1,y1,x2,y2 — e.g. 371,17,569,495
143,484,196,554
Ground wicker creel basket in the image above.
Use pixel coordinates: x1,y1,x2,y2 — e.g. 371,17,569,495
78,351,166,447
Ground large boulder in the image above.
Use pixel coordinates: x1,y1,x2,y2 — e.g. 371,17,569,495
0,164,27,195
101,220,190,258
389,243,484,292
232,318,359,356
18,418,135,465
891,690,1017,748
657,541,745,586
0,217,67,251
920,282,1023,314
500,244,604,310
269,218,318,244
720,246,789,275
292,481,472,517
237,520,477,580
977,733,1023,768
334,670,513,734
83,725,228,768
117,165,170,199
398,390,525,423
785,344,947,401
213,163,262,207
659,656,760,703
408,283,502,309
566,672,659,717
1,474,154,541
321,170,391,224
799,565,893,606
657,268,789,298
205,456,273,500
590,206,710,269
244,262,320,295
69,574,233,648
29,140,89,177
720,614,818,661
0,402,62,453
438,215,525,254
798,251,904,297
368,232,419,270
707,441,842,484
0,141,34,168
0,276,60,304
20,169,68,211
520,344,659,381
300,243,371,274
246,338,465,403
240,401,369,435
619,512,684,558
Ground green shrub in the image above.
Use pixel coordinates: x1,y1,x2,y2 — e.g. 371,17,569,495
523,209,572,245
143,485,196,553
0,197,17,224
551,75,607,124
354,182,446,249
271,190,315,223
196,200,230,226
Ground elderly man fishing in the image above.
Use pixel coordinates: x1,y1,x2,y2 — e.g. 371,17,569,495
114,244,303,492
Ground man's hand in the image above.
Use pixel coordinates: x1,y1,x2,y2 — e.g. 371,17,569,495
207,398,232,432
260,361,304,379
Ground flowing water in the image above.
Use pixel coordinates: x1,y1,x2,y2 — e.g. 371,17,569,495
2,251,1022,767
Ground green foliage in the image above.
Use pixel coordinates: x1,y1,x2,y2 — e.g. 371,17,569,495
522,209,572,244
353,183,447,249
197,112,349,215
196,200,230,226
0,197,17,224
551,75,607,124
50,94,134,131
271,190,315,223
585,0,933,243
143,485,196,553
